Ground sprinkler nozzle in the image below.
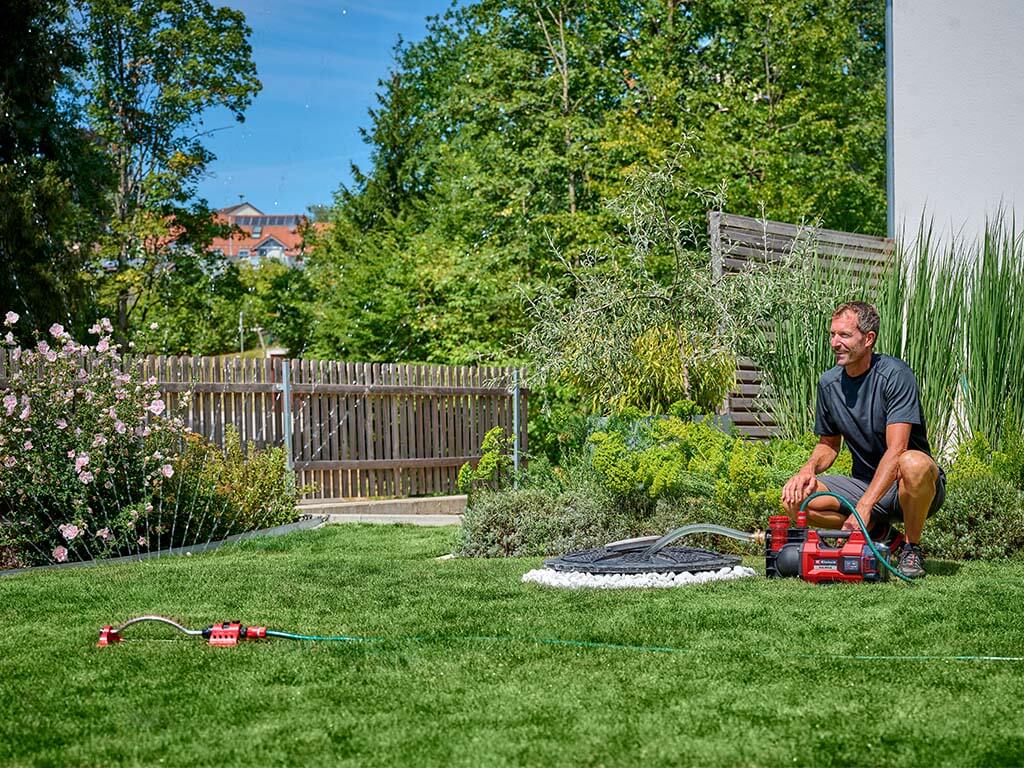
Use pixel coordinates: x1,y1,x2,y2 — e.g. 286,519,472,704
97,626,122,647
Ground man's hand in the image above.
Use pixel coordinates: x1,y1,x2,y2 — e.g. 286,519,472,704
782,467,818,507
841,505,872,532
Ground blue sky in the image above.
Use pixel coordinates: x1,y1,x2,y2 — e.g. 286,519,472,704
196,0,457,215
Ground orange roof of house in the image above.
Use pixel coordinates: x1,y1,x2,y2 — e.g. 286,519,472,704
209,203,327,263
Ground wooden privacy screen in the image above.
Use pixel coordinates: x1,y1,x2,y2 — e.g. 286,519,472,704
708,211,893,438
0,352,526,501
140,357,527,500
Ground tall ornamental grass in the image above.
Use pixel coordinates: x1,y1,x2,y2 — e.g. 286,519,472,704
961,217,1024,450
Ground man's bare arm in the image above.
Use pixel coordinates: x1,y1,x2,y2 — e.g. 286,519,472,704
781,435,842,506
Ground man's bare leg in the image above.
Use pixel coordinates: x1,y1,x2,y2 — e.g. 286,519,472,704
897,450,939,544
783,480,846,529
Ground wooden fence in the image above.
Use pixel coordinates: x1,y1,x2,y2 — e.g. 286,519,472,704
2,351,526,500
708,211,893,438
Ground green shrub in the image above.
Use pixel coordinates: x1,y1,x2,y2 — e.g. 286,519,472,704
457,426,515,496
921,435,1024,559
456,483,634,559
162,428,299,547
926,474,1024,560
0,315,299,568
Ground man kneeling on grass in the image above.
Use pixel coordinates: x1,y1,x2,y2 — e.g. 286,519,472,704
780,301,945,579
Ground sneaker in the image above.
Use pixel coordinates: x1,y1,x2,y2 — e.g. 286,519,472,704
896,543,926,579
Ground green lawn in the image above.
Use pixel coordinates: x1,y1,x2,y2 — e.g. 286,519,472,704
1,525,1023,768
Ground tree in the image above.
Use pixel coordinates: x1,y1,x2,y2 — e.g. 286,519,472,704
309,0,886,366
0,0,109,339
76,0,261,337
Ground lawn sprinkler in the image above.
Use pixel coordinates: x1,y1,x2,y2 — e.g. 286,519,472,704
524,491,911,588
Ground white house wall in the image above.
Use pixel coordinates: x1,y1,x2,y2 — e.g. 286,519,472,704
891,0,1024,241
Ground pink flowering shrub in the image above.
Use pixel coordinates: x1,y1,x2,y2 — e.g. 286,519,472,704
0,314,298,568
0,316,192,567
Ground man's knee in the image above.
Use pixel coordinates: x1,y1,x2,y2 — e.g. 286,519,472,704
897,450,938,489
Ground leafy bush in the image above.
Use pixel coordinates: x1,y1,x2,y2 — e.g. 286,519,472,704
456,484,632,559
163,428,299,545
927,475,1024,560
457,426,515,496
0,314,298,568
0,316,189,566
924,435,1024,560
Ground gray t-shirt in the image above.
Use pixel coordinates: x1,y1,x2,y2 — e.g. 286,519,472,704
814,353,932,482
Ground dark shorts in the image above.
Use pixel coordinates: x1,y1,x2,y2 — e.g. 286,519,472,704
819,467,946,523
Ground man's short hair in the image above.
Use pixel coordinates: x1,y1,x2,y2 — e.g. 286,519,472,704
833,301,880,338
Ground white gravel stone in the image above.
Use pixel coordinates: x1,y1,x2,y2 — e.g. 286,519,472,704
521,565,757,589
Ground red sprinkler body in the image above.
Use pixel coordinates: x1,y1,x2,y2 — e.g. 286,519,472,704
765,514,891,583
204,622,267,647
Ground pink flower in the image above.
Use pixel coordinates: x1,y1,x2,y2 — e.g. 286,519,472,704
56,419,67,430
88,322,101,335
45,350,57,362
59,523,81,541
114,420,126,434
49,323,66,338
161,464,174,478
52,546,68,563
18,404,30,421
75,453,90,472
4,311,18,325
3,456,15,468
137,536,147,547
3,332,12,344
37,340,50,355
78,471,94,484
100,318,113,333
22,441,32,451
2,394,14,416
92,434,107,447
149,322,159,330
96,339,109,354
66,450,75,458
147,399,165,416
145,503,154,513
96,527,112,542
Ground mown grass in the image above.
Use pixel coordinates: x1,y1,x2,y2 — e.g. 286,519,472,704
1,525,1023,768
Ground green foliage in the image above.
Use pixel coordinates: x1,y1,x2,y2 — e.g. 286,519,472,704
525,380,590,466
169,427,299,543
77,0,261,337
587,417,828,522
456,483,629,558
0,0,109,338
457,427,515,496
928,472,1024,561
459,410,860,558
304,0,886,364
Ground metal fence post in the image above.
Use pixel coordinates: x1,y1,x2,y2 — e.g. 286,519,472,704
512,368,520,485
281,360,294,471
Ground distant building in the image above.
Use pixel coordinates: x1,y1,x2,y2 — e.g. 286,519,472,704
210,202,324,268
